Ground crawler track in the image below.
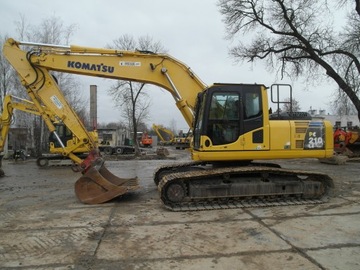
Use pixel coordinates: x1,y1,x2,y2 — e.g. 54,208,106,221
157,166,334,211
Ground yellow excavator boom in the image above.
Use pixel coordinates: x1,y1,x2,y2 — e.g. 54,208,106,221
4,39,206,127
152,124,175,144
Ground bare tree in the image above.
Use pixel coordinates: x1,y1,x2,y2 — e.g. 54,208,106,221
330,89,357,116
107,35,166,156
218,0,360,121
281,97,301,112
113,80,152,153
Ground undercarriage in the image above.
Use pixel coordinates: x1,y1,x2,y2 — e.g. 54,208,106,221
155,163,334,211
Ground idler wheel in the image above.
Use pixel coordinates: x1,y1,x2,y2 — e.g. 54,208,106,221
164,181,187,203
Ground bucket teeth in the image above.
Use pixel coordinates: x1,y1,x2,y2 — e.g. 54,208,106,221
74,164,139,204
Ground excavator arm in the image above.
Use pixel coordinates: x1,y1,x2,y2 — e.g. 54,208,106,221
2,38,206,204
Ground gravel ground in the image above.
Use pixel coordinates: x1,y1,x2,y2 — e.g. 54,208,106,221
0,148,359,270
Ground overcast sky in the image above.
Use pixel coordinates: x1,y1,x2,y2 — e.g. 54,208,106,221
0,0,336,132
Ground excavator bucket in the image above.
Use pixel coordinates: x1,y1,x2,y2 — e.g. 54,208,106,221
75,163,139,204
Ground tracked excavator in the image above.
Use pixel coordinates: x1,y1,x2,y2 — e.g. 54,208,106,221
152,124,175,145
0,95,97,168
0,94,51,175
2,38,334,210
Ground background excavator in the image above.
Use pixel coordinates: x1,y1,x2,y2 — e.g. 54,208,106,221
0,94,50,175
0,95,97,168
152,123,191,149
152,124,175,145
2,38,334,210
140,132,153,147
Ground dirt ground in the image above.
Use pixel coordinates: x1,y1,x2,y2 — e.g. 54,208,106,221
0,148,359,270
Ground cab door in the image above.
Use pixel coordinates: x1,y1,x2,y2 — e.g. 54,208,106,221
241,86,267,150
206,91,240,146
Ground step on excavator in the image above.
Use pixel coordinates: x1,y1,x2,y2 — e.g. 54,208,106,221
2,38,334,210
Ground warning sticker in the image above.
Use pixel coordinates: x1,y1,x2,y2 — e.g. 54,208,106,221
50,95,63,109
119,61,141,67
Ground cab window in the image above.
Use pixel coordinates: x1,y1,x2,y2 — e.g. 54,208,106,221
207,93,240,145
244,92,261,119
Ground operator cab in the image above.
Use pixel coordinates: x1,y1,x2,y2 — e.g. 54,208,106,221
193,83,265,150
49,123,72,148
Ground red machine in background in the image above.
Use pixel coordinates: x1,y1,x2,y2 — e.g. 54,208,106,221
333,127,360,159
140,132,153,147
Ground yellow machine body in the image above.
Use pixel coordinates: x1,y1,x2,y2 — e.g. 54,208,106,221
2,38,334,206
